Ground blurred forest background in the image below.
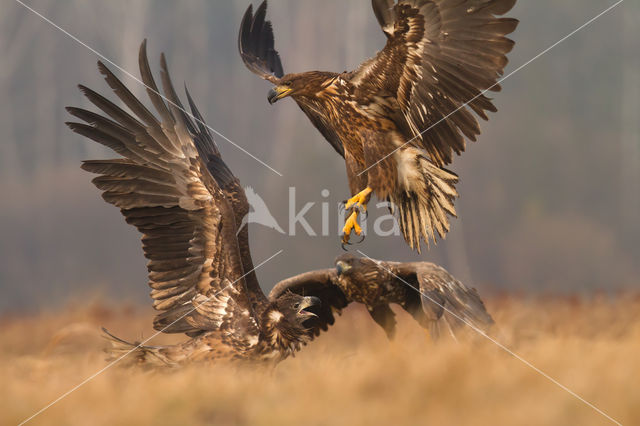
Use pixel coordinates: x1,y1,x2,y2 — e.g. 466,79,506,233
0,0,638,313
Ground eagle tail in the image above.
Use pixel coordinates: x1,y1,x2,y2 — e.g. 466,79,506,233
101,328,180,367
391,155,459,253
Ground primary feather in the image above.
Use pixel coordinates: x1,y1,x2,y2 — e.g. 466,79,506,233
69,40,323,365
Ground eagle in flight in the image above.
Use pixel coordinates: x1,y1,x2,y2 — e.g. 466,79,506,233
239,0,518,251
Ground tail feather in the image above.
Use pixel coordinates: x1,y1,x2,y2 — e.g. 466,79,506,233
102,328,179,367
392,156,458,252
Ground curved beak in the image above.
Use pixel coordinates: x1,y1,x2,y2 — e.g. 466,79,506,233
336,261,351,276
268,86,292,104
298,296,321,318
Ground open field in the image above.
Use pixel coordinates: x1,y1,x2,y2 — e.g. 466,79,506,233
2,295,639,426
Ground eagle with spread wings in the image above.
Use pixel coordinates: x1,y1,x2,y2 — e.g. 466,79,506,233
68,41,495,366
239,0,518,251
272,253,494,341
67,41,326,366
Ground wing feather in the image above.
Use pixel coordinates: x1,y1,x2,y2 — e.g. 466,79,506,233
353,0,518,165
68,41,263,347
372,0,397,37
238,1,284,83
297,101,346,158
392,262,494,338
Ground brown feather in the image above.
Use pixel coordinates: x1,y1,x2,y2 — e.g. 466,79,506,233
70,40,327,365
241,0,517,251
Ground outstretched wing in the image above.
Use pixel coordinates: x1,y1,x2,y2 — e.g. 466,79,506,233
392,261,494,338
238,1,284,84
269,270,350,338
183,88,266,314
352,0,518,166
67,41,262,349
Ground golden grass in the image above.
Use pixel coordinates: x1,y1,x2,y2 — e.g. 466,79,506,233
2,295,639,426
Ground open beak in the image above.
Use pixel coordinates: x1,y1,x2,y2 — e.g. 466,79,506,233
268,86,292,104
298,296,321,318
336,261,351,276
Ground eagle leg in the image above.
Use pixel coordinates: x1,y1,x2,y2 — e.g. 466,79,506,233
344,187,373,212
341,209,363,247
341,187,372,247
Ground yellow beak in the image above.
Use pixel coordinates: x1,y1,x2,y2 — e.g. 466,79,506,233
268,86,292,104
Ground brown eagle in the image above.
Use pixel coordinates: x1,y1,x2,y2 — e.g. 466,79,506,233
67,41,327,366
271,253,494,340
239,0,518,251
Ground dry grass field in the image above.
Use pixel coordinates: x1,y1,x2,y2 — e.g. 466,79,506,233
2,295,639,426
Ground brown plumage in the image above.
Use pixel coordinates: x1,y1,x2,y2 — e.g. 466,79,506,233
240,0,518,251
67,41,325,366
270,253,494,340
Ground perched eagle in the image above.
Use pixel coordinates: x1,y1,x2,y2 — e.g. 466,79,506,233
239,0,518,251
271,253,494,340
66,41,328,366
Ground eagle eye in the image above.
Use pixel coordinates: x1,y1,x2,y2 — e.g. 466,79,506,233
284,81,292,87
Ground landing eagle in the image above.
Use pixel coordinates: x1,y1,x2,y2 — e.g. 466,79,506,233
239,0,518,251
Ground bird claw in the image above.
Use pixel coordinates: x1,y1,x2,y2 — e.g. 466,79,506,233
340,188,372,249
341,232,365,251
341,209,366,249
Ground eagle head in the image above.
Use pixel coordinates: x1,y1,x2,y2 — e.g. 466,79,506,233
335,252,360,277
267,293,321,331
268,72,338,104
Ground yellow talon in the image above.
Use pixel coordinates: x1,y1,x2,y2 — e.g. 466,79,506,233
342,210,362,244
345,187,373,211
341,187,372,246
